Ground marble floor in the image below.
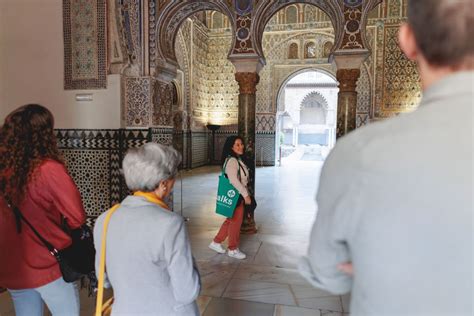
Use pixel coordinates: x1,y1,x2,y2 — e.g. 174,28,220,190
0,162,350,316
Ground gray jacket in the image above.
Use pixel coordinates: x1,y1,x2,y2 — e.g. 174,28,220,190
299,71,473,316
94,195,200,316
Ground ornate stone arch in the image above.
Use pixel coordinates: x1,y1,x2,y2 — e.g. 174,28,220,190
267,31,335,60
304,41,317,58
300,91,329,124
276,68,337,112
155,1,235,81
360,0,383,51
175,29,191,114
288,42,299,59
301,91,329,110
285,4,299,24
252,0,343,61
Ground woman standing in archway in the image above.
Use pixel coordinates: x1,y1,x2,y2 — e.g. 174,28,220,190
209,136,252,260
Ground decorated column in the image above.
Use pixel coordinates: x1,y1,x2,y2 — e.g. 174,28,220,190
235,72,259,167
234,71,259,234
336,68,360,137
332,50,369,138
231,56,264,234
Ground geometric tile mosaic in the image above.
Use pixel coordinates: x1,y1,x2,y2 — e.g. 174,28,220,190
61,150,111,217
63,0,107,89
192,132,209,168
55,128,185,221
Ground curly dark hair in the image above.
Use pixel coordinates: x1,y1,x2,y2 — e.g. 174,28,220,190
0,104,63,204
220,136,245,166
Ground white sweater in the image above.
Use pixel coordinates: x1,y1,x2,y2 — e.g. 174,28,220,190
225,157,249,198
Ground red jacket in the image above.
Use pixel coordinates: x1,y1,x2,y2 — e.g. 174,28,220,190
0,160,86,289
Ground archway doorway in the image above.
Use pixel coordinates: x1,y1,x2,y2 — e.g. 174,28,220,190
276,69,339,163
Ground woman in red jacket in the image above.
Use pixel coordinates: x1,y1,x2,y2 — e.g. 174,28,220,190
0,104,86,316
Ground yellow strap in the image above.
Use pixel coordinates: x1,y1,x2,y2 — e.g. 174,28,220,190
95,204,121,316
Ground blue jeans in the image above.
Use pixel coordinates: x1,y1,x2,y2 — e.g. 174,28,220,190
8,277,80,316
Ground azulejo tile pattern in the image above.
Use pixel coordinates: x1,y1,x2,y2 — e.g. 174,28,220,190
124,77,153,127
192,132,209,168
63,0,107,89
55,128,179,223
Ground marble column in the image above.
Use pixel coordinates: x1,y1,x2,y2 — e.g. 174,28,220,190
331,50,369,138
235,72,259,234
336,68,360,138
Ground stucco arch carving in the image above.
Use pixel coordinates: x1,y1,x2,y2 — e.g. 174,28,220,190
155,0,236,80
301,91,329,110
252,0,343,61
268,31,335,60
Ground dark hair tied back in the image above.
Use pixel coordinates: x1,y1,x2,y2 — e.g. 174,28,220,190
220,136,244,166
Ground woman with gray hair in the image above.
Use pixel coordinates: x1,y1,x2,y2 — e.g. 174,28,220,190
93,143,200,316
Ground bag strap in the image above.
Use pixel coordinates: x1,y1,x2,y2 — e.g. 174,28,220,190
4,197,58,256
222,156,242,180
95,204,121,316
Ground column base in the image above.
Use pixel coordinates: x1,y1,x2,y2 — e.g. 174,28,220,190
240,215,258,234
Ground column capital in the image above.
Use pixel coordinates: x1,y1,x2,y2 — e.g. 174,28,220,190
235,72,260,94
336,69,361,93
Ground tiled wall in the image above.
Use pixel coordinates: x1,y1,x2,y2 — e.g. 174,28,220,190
56,127,273,224
191,132,209,168
56,128,166,225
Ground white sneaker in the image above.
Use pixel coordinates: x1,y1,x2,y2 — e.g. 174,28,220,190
227,248,246,260
208,241,226,254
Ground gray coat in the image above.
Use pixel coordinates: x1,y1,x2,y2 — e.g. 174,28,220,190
94,195,200,316
299,71,473,316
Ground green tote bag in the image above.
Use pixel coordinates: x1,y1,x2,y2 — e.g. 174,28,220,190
215,158,241,218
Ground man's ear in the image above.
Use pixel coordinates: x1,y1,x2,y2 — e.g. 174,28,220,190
399,23,418,61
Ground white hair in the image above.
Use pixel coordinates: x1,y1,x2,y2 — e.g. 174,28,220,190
122,143,182,192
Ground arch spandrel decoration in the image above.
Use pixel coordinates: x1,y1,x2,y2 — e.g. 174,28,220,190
251,0,342,61
155,1,236,80
360,0,383,51
146,0,383,81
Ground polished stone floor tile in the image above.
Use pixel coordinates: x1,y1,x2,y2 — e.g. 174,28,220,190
0,163,340,316
291,284,343,311
233,263,309,287
197,295,212,315
223,279,296,306
341,293,351,313
320,311,349,316
297,296,343,313
203,297,275,316
196,260,239,297
274,305,322,316
252,240,307,269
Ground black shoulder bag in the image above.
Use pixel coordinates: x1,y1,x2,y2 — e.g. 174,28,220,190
6,198,96,283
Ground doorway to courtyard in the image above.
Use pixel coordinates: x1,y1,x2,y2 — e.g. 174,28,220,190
276,69,339,164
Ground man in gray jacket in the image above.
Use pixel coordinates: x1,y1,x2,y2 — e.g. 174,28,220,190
299,1,473,315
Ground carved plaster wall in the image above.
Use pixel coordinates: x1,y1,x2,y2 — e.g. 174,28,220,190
178,1,417,128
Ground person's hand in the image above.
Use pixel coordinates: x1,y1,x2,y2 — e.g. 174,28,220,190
337,262,353,276
244,196,252,205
